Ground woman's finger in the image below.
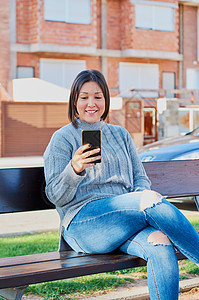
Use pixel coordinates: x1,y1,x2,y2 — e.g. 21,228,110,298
82,147,100,159
75,144,91,155
84,155,101,164
72,145,101,174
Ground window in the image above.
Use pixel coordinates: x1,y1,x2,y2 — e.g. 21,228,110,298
186,69,199,89
179,107,199,134
135,3,174,31
119,62,159,97
17,67,34,78
162,72,175,98
194,110,199,129
44,0,91,24
40,59,86,89
144,107,157,143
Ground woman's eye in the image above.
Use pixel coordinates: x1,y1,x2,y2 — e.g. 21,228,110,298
96,97,102,100
80,97,88,100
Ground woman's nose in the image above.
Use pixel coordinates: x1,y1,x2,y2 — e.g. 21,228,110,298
88,97,95,106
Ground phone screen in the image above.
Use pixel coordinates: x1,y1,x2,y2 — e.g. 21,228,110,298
82,130,101,163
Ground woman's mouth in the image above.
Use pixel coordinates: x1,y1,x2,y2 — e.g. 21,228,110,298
86,110,98,114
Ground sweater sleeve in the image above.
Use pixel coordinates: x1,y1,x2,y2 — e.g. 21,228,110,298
126,131,151,191
43,133,86,207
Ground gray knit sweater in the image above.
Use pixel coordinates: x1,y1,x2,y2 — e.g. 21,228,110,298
43,119,151,229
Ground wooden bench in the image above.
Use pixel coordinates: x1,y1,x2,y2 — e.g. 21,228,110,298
0,160,199,300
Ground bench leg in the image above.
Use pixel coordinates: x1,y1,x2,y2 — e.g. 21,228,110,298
194,196,199,211
0,286,28,300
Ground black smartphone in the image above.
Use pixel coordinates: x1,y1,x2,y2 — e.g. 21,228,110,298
82,130,101,163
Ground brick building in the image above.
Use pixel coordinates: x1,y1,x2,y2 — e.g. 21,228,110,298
0,0,199,156
2,0,199,95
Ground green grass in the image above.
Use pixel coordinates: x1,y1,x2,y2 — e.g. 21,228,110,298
0,232,59,258
179,260,199,275
0,215,198,299
188,216,199,232
25,275,130,299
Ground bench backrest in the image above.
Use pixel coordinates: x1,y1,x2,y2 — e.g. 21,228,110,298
0,167,54,213
144,160,199,198
0,160,199,214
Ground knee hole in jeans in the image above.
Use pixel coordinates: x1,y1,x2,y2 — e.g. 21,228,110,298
148,230,171,246
140,190,163,211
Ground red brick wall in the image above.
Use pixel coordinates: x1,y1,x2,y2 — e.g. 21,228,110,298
96,0,101,48
16,0,31,43
120,0,133,50
183,5,199,88
107,0,121,50
16,54,178,97
16,0,179,52
159,59,179,88
127,0,179,52
29,0,41,43
17,53,101,79
107,57,178,96
0,0,10,90
106,0,179,52
16,0,180,95
17,0,99,47
17,53,40,77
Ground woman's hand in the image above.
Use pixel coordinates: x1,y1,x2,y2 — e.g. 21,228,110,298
71,144,101,174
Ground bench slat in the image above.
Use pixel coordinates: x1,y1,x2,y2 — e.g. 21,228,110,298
0,253,145,289
0,251,85,268
0,251,185,289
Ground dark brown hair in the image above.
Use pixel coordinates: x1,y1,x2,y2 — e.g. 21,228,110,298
68,69,110,127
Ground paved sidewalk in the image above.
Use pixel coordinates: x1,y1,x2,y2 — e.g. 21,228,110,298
85,278,199,300
0,156,43,168
0,208,198,237
0,209,60,237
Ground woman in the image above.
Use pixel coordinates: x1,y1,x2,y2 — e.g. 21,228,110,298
44,69,199,300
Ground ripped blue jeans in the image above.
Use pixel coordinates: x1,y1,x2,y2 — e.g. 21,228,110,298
63,190,199,300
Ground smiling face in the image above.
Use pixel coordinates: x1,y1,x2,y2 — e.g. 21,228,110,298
76,81,105,123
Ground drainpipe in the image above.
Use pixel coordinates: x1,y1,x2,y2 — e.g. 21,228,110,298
9,0,17,80
101,0,107,78
197,7,199,62
179,4,183,89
